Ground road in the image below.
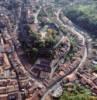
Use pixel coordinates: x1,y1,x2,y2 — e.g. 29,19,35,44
1,8,45,90
41,9,88,100
54,36,65,48
33,7,41,24
58,10,87,73
0,1,89,99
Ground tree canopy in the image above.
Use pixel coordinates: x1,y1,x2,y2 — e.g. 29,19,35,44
60,84,96,100
63,3,97,38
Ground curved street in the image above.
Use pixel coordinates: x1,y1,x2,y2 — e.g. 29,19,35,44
33,6,41,24
41,8,88,100
1,0,97,100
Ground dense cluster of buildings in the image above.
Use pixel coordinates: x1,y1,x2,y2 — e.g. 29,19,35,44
0,33,20,99
0,0,97,100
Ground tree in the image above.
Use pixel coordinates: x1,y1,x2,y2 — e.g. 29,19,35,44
64,3,97,38
60,84,93,100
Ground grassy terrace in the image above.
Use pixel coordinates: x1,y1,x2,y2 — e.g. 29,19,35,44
63,3,97,38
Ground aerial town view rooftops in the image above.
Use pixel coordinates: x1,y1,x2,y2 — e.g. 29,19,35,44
0,0,97,100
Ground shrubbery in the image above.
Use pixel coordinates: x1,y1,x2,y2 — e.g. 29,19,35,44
60,84,96,100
